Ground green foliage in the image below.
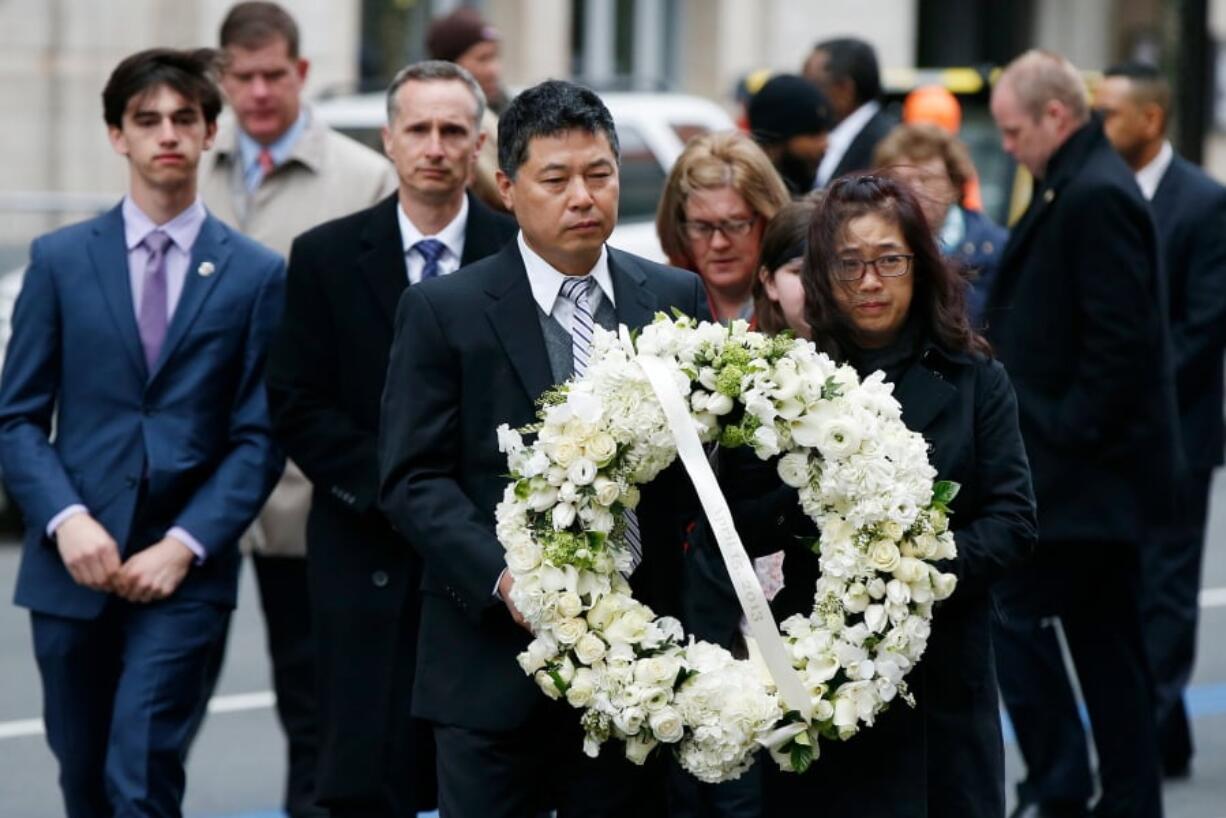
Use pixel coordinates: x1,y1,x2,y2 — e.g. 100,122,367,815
789,740,814,774
715,365,745,397
932,480,960,508
820,376,843,401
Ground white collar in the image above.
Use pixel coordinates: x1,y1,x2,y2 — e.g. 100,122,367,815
1135,140,1174,201
816,100,881,185
397,194,469,258
518,232,615,314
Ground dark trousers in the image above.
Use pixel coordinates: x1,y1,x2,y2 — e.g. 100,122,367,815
31,596,230,818
432,704,669,818
1142,466,1213,773
667,755,763,818
994,540,1162,818
252,553,324,818
311,565,435,817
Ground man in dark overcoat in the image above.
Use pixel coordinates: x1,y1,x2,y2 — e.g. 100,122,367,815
265,60,515,817
986,50,1178,818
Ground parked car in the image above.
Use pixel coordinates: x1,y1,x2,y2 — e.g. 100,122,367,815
312,90,736,261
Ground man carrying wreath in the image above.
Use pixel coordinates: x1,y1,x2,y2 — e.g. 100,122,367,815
378,80,709,817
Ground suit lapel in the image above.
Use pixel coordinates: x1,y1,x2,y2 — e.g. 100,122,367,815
88,205,148,379
149,215,230,382
359,196,409,327
485,242,554,403
609,249,658,330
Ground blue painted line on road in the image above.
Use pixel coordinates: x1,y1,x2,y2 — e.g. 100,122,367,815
1001,682,1226,744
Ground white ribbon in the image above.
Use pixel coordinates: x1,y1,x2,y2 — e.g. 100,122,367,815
636,353,813,722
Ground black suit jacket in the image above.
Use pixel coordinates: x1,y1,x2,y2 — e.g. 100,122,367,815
985,118,1180,544
1151,153,1226,469
709,341,1035,817
377,241,708,731
264,191,514,792
829,106,897,182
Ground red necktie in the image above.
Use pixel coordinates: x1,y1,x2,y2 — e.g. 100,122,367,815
258,148,275,180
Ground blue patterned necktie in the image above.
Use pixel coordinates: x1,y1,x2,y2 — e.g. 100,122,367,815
559,276,642,574
414,238,447,281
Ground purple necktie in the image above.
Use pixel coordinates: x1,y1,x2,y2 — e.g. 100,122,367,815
138,231,172,372
414,238,447,281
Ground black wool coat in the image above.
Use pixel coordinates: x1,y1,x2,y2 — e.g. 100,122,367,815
264,191,516,803
984,118,1181,545
698,339,1036,817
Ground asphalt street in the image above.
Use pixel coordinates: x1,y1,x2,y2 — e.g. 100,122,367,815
2,475,1226,817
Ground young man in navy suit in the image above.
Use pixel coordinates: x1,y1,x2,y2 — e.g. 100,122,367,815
0,49,284,818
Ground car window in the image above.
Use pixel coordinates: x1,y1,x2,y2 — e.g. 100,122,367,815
615,123,666,223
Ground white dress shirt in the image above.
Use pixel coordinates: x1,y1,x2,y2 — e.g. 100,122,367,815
816,100,882,187
397,195,469,283
1135,140,1174,202
518,232,615,330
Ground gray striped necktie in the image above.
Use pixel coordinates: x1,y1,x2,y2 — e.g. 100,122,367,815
559,276,642,574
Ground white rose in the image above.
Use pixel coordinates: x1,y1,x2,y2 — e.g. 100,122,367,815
584,432,618,466
624,732,658,765
843,582,870,614
517,638,554,674
706,392,734,416
587,593,626,629
817,417,862,459
566,667,598,707
567,458,598,487
554,617,588,644
557,591,583,618
867,540,901,573
881,520,904,540
894,557,926,584
864,604,888,633
574,632,607,665
534,670,562,700
885,579,912,605
552,503,577,530
593,476,621,507
649,707,685,743
528,486,559,512
613,706,646,736
641,686,672,712
506,543,542,573
634,654,681,686
690,390,711,412
557,441,584,469
866,578,887,599
585,508,615,534
496,424,524,454
558,481,580,503
605,608,651,645
932,571,957,600
776,452,811,488
546,465,567,486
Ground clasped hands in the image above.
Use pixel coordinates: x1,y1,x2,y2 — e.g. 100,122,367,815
55,513,193,603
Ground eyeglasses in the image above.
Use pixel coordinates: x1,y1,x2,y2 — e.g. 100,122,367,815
834,253,914,281
681,217,757,241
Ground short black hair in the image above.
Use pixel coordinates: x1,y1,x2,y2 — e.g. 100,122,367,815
102,48,223,129
815,37,881,105
1104,59,1172,124
220,1,300,58
497,80,620,179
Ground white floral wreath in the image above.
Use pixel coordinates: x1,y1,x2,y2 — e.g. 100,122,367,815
495,314,959,783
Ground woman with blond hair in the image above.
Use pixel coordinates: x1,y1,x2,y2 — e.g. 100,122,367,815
657,131,791,324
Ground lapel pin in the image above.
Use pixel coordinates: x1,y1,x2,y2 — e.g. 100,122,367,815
1043,189,1056,204
197,261,215,277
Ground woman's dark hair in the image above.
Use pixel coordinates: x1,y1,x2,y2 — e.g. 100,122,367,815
102,48,222,129
802,173,990,360
497,80,620,179
753,199,817,335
